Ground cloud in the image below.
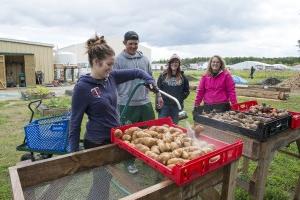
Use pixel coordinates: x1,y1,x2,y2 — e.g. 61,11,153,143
0,0,299,59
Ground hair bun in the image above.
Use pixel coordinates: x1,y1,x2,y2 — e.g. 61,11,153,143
86,34,106,50
98,35,106,45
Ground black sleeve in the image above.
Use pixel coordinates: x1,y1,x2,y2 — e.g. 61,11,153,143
182,75,190,99
157,74,162,89
157,74,164,89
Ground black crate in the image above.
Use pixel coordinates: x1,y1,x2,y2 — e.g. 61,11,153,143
194,103,231,113
193,108,291,142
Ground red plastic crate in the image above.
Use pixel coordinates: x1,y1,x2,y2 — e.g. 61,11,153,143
289,111,300,129
231,100,258,111
111,117,243,186
231,100,300,129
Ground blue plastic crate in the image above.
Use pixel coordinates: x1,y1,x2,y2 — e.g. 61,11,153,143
24,115,70,152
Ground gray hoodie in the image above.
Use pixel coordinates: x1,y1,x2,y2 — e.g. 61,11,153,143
114,50,152,106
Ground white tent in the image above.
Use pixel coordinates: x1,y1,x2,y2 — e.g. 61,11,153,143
230,61,292,71
272,64,290,70
290,64,300,71
230,61,270,70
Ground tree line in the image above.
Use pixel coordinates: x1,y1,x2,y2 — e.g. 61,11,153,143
153,56,300,66
154,41,300,66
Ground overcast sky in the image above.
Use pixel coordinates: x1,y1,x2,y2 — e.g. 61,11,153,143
0,0,299,60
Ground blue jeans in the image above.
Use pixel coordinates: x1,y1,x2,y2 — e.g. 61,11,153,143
159,104,179,124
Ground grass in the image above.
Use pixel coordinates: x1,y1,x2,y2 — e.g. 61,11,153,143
0,70,299,199
43,96,71,109
153,69,298,85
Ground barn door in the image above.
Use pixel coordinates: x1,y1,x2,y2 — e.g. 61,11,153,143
24,55,36,87
0,55,6,89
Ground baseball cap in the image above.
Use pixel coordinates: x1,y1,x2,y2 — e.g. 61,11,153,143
124,31,139,41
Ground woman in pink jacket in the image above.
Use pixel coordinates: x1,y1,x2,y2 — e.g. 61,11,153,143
194,55,237,111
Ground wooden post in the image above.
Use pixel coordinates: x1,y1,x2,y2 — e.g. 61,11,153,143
249,143,275,200
221,161,239,200
8,167,25,200
294,175,300,200
297,139,300,155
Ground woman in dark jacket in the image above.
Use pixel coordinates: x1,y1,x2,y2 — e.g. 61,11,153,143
69,34,157,200
156,54,190,124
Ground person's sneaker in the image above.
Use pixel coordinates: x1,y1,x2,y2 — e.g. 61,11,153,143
127,164,138,174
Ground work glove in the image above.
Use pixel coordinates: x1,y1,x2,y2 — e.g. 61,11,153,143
192,105,199,116
155,94,164,112
144,83,159,94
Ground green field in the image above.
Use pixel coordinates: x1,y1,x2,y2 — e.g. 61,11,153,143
0,70,299,199
153,69,297,85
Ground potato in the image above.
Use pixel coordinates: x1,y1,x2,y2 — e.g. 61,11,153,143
135,144,150,153
157,133,163,139
149,126,157,131
122,134,131,141
132,131,138,140
165,143,171,152
172,148,183,158
156,126,169,133
189,150,205,159
158,141,166,152
114,129,123,138
132,138,143,144
182,137,192,143
141,137,157,147
182,151,189,159
174,138,183,147
124,140,135,147
144,130,159,138
145,151,159,161
193,125,204,135
158,141,172,153
151,145,160,154
177,133,188,138
163,133,173,143
167,158,186,165
170,142,179,151
159,152,172,164
183,146,199,152
183,141,192,147
136,131,151,138
169,127,183,134
167,164,176,169
172,131,184,138
201,147,213,154
125,127,141,136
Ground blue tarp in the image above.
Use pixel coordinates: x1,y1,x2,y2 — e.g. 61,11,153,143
232,75,248,84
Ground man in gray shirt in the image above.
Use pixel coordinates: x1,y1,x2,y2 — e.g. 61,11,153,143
114,31,155,173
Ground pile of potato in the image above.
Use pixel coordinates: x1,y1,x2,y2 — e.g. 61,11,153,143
114,125,216,169
202,110,274,130
246,104,289,118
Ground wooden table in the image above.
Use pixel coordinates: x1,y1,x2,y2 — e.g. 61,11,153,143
199,125,300,200
9,144,240,200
